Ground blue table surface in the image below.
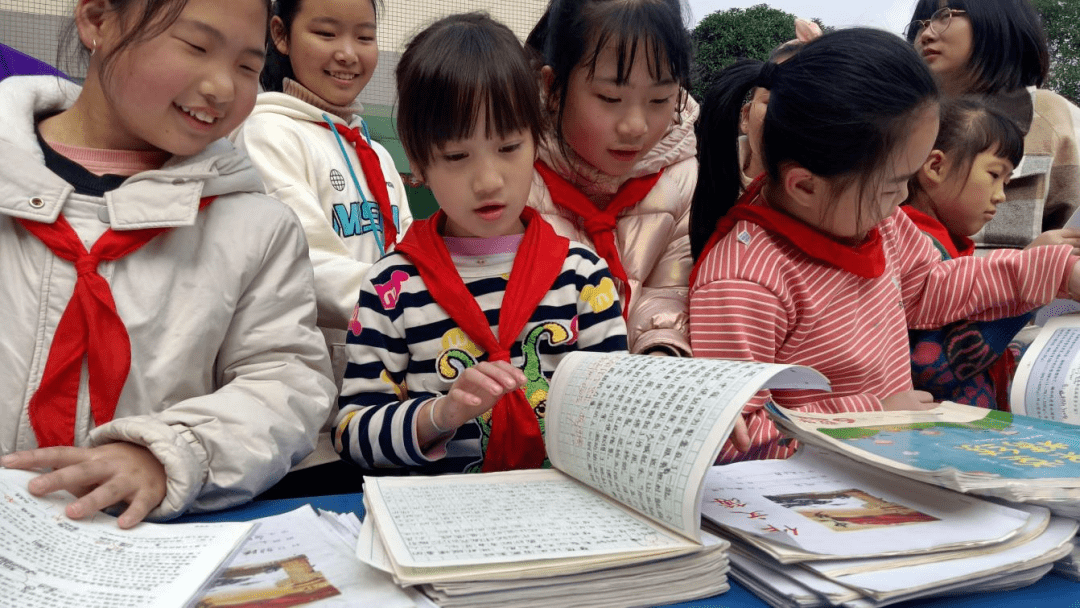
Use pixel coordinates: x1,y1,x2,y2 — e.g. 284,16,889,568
178,493,1080,608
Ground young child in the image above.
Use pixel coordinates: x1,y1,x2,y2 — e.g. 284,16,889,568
904,96,1036,408
0,0,335,526
334,13,627,476
525,0,696,357
230,0,412,481
689,28,1080,464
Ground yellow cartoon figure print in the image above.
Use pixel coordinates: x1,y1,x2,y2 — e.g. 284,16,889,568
581,277,617,313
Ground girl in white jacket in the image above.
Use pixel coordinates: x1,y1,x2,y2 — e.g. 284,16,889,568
230,0,412,484
0,0,334,526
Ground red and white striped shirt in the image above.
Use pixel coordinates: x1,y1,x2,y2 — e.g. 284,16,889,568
690,207,1076,463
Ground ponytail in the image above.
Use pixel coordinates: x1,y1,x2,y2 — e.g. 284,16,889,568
690,60,763,260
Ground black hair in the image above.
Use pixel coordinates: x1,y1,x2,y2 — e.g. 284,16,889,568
60,0,271,79
395,12,545,177
907,95,1024,201
261,0,381,92
691,27,939,261
906,0,1048,94
526,0,692,155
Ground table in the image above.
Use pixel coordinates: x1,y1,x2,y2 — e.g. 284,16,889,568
179,493,1080,608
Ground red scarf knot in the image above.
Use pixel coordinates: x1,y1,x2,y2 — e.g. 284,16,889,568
318,121,398,249
19,196,217,448
395,207,569,472
535,160,663,319
690,175,886,287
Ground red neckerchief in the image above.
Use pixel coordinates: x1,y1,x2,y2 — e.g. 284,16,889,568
535,160,663,318
394,207,569,472
18,196,217,447
318,122,398,248
900,205,974,259
690,176,886,286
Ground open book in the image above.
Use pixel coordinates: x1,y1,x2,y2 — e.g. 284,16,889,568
360,352,829,590
1012,314,1080,422
763,400,1080,517
0,467,253,608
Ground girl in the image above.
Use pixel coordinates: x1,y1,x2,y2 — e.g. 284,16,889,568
907,0,1080,252
525,0,695,357
905,96,1078,408
334,13,627,475
689,28,1080,464
0,0,335,526
230,0,412,481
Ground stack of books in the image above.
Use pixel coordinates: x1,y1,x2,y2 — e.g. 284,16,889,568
699,447,1075,607
356,352,831,608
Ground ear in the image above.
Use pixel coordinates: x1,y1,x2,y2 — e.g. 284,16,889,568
73,0,113,54
780,163,820,212
921,149,949,186
739,101,751,135
270,15,289,56
540,65,558,112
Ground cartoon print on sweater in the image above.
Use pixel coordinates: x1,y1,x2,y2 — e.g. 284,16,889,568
432,321,575,472
581,277,617,313
379,369,408,401
374,270,410,310
348,305,363,336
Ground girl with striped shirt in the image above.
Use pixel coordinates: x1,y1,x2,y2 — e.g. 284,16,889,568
688,28,1080,464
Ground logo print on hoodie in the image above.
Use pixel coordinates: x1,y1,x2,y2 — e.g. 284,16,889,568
329,169,346,191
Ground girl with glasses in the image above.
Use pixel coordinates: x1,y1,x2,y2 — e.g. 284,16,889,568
906,0,1080,253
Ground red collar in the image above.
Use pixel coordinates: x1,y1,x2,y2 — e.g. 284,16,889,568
900,206,973,259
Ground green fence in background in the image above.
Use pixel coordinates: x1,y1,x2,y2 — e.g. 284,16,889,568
361,104,438,220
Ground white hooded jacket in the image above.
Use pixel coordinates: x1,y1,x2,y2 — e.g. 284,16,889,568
0,76,335,519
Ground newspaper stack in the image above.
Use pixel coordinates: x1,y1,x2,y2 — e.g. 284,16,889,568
701,448,1076,608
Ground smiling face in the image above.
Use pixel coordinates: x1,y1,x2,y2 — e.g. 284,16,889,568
273,0,378,107
925,149,1013,236
74,0,267,155
557,39,680,178
420,115,536,239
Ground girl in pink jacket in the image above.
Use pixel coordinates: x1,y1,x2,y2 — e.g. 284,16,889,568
526,0,696,356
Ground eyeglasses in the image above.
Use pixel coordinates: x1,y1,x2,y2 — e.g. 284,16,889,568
905,7,967,39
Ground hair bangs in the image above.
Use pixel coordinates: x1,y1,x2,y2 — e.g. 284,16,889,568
580,0,689,87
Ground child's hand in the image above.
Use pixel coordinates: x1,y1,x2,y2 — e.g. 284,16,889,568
881,390,937,411
1028,228,1080,254
728,416,751,453
1,442,167,528
420,362,526,443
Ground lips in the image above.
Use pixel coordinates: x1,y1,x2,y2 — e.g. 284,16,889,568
609,149,639,162
475,204,506,221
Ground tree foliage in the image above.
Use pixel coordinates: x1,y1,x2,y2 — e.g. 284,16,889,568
690,4,821,101
1033,0,1080,105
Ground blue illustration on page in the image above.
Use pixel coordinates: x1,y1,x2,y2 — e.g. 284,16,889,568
788,407,1080,479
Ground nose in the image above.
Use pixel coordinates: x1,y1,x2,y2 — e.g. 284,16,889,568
917,24,937,45
334,39,359,64
472,157,504,197
199,64,235,105
992,183,1007,205
617,104,649,141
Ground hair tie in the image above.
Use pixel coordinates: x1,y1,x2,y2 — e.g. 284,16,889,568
755,62,779,89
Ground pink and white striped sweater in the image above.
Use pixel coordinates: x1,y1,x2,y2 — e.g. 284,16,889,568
690,206,1077,463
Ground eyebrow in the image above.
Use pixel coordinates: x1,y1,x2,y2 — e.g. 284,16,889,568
178,18,265,60
310,16,376,29
594,76,678,88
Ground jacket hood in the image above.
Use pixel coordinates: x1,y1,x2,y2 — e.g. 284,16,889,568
538,92,700,198
0,75,266,229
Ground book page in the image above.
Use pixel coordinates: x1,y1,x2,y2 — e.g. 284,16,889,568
364,469,696,571
196,506,415,608
0,467,251,608
700,448,1031,560
766,401,1080,483
1012,315,1080,422
545,352,829,539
